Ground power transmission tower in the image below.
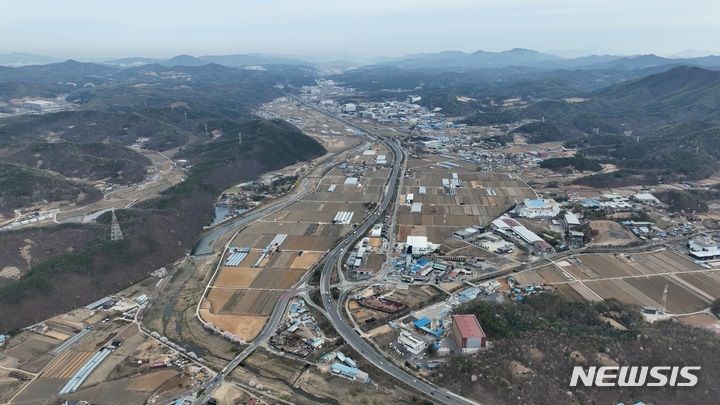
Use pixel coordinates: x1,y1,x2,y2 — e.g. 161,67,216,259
238,132,243,145
660,284,668,314
110,208,124,241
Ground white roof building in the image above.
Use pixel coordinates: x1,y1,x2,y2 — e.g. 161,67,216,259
516,198,561,218
564,212,581,227
398,330,427,355
688,237,720,259
633,193,662,205
406,236,431,255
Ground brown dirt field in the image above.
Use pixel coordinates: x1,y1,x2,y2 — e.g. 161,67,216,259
231,289,261,313
579,254,637,278
199,310,267,341
214,267,263,288
624,276,710,314
513,270,547,285
289,251,323,269
364,254,385,272
676,313,720,332
4,334,60,363
554,283,591,302
44,330,71,341
43,350,94,378
583,279,655,308
588,220,639,246
282,235,337,251
266,250,298,268
676,272,720,298
537,266,570,283
248,268,306,289
126,369,179,391
205,289,238,313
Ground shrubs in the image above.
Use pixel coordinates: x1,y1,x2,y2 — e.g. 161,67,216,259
540,156,602,172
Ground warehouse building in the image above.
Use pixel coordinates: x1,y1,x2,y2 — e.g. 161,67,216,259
406,235,432,256
331,362,370,383
516,198,560,218
688,237,720,260
451,314,486,353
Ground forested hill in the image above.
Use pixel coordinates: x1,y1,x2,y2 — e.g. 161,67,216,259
0,118,325,331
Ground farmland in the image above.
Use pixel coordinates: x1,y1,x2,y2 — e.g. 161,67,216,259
1,304,198,405
397,155,536,245
515,250,719,314
200,142,392,341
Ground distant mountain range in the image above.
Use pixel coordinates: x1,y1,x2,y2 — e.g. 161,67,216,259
373,49,720,71
3,49,720,72
0,52,63,66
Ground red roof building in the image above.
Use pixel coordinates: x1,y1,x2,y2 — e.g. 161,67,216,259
451,314,487,352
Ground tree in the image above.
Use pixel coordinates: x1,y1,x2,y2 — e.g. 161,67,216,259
711,298,720,318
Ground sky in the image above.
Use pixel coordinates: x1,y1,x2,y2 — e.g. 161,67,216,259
1,0,719,60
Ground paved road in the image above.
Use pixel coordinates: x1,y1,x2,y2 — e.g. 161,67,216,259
192,178,312,256
193,103,473,405
194,286,307,404
312,117,475,405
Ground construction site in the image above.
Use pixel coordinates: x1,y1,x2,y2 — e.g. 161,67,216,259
348,284,444,331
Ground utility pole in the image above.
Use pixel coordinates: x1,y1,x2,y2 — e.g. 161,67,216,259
110,208,124,241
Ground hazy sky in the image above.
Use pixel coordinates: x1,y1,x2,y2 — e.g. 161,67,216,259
1,0,719,59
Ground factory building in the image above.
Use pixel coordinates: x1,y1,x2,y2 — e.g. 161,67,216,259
688,237,720,260
451,314,486,353
491,215,554,254
397,330,428,355
516,198,561,218
563,212,582,230
406,235,432,256
453,227,480,240
331,362,370,383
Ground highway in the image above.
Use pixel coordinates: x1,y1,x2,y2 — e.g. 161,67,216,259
193,101,475,405
314,118,475,405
